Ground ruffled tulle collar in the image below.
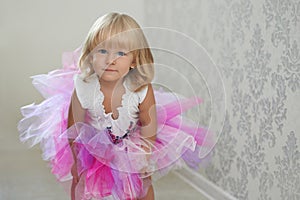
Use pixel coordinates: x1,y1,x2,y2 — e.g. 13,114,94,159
91,74,132,122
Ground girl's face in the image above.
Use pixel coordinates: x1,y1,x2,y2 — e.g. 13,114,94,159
91,47,134,83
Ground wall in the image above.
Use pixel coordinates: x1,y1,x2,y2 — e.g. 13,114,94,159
144,0,300,199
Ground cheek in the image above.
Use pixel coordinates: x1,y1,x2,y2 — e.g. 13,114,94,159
92,55,105,69
121,60,134,72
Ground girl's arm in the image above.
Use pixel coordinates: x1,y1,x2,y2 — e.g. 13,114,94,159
138,84,157,145
68,90,86,155
68,90,85,189
68,90,86,128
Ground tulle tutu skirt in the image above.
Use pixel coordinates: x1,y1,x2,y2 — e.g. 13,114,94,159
18,49,210,200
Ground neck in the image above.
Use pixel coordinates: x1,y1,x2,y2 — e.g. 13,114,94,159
99,78,124,92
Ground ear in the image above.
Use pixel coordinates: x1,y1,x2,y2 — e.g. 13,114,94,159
131,59,136,65
130,60,136,69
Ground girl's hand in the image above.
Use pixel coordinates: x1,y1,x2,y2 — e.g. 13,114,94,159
139,143,154,178
71,162,79,183
69,141,79,199
69,140,79,183
71,162,79,200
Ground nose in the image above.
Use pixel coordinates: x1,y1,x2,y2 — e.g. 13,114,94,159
105,53,116,65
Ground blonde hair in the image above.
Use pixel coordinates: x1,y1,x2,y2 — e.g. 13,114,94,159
79,12,154,91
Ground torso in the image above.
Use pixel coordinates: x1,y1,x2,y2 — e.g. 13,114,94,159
74,73,148,136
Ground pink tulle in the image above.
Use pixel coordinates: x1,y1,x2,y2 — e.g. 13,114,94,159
18,48,210,200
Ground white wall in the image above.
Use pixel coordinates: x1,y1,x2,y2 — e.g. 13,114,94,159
0,0,144,134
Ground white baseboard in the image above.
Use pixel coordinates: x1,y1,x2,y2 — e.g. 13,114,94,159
173,167,237,200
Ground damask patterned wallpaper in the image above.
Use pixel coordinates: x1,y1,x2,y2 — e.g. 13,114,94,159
144,0,300,199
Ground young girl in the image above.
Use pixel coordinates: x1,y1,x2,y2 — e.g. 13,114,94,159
18,12,208,200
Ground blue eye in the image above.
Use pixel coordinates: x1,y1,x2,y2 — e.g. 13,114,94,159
116,51,126,56
98,49,108,54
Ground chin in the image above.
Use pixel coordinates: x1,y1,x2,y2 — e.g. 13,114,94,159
99,75,120,82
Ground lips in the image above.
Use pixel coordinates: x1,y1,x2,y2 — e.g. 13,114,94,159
104,68,117,72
